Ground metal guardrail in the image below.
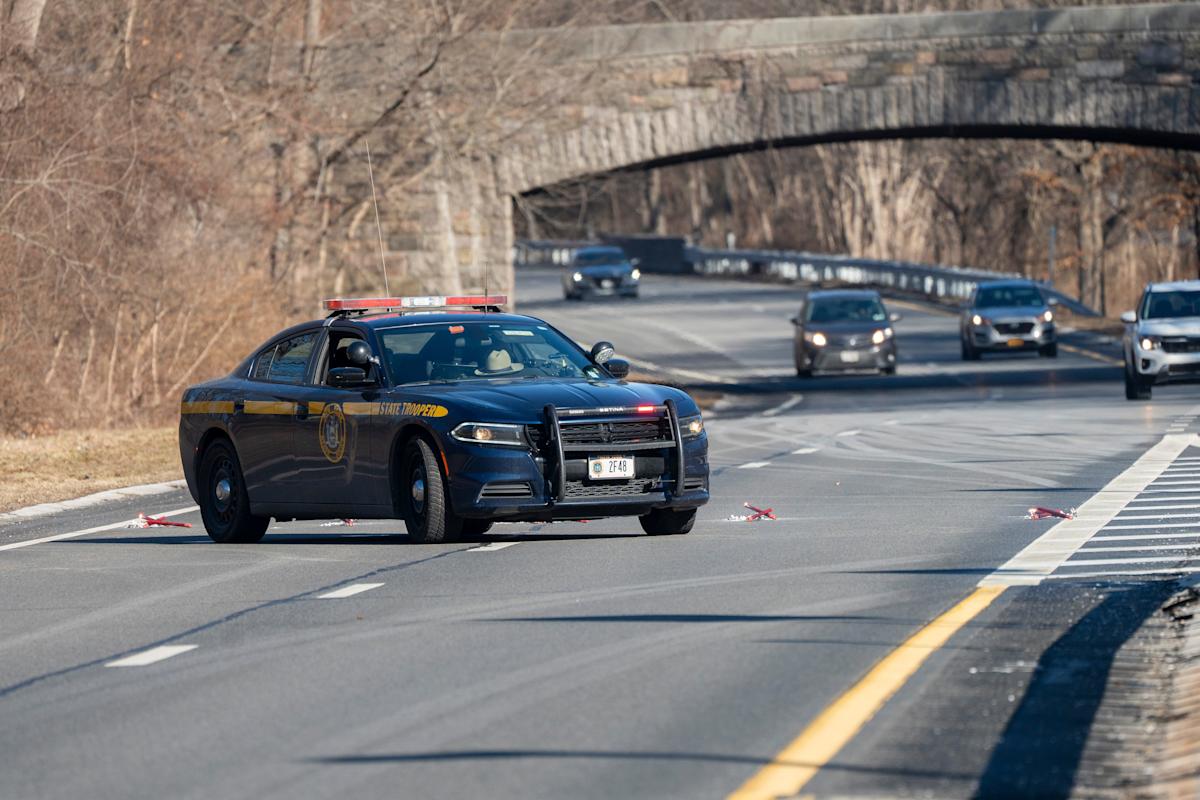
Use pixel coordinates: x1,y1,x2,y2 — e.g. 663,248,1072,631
515,238,1099,317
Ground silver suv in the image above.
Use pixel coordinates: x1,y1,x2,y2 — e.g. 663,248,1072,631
961,280,1057,360
1122,281,1200,400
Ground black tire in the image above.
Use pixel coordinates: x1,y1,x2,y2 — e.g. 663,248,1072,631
639,507,696,536
401,437,462,543
961,339,980,361
1124,358,1152,400
198,439,269,543
1040,343,1058,358
881,365,897,376
796,366,812,378
461,519,494,538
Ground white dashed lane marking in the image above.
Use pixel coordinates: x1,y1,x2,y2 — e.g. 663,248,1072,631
793,447,820,455
105,645,198,668
739,462,770,470
836,430,861,437
467,542,520,552
317,583,385,599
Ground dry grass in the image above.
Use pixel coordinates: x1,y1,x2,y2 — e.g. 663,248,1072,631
0,427,182,513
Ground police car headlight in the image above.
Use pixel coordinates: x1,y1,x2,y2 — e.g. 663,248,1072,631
451,422,527,447
681,414,704,438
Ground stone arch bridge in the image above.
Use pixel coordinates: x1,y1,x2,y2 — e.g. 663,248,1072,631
361,3,1200,296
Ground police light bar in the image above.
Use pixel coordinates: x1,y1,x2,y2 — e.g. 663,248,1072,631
323,295,508,312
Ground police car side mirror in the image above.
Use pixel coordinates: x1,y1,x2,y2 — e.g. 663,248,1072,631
1120,310,1137,324
605,358,630,379
329,367,372,388
590,341,615,364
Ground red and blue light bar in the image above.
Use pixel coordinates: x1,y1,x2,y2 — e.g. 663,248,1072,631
323,295,508,312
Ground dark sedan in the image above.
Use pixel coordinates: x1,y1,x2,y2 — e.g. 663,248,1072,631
790,289,900,377
562,245,640,300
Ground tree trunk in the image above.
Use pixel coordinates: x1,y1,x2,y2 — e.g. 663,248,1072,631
8,0,47,52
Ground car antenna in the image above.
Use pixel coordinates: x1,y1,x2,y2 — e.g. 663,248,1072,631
483,259,490,316
365,137,390,297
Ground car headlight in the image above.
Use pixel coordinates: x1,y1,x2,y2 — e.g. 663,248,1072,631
630,268,641,280
805,331,827,347
1043,310,1054,323
680,414,704,438
451,422,528,447
572,271,583,282
971,314,988,326
871,328,893,345
1140,336,1161,351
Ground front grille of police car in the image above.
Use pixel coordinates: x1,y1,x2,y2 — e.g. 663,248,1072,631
1162,337,1200,354
563,478,658,499
558,420,671,447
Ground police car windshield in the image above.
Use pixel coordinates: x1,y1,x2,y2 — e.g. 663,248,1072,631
1142,290,1200,319
807,297,887,323
377,322,603,385
574,249,626,267
975,286,1044,308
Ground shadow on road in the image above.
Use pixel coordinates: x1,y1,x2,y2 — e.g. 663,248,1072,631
974,580,1176,799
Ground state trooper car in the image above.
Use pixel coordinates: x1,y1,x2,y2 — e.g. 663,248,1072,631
179,295,709,543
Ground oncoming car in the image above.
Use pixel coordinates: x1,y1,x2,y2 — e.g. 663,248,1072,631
179,296,709,543
790,289,900,377
562,246,640,300
1122,280,1200,400
961,280,1057,360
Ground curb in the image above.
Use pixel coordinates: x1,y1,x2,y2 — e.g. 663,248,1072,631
0,480,189,525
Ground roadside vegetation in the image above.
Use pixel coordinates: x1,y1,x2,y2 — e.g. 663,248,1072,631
0,427,180,512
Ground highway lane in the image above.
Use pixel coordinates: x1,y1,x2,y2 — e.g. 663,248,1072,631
0,270,1196,799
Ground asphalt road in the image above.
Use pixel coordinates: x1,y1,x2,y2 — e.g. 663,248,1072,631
2,269,1196,799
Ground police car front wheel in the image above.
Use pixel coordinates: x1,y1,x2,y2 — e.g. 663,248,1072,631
198,440,269,544
401,438,463,544
639,507,696,536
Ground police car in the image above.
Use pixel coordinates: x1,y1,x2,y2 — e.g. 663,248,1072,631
179,295,709,543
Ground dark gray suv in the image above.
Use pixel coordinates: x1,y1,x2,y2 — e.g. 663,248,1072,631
790,289,900,377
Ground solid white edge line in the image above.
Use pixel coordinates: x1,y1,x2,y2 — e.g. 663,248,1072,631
317,582,385,599
0,505,200,553
0,480,189,523
979,433,1197,587
105,644,198,667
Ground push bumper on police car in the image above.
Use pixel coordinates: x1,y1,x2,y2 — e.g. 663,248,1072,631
445,401,709,522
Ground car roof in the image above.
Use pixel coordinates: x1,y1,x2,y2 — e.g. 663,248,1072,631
342,312,544,331
806,289,882,300
975,279,1041,289
1147,280,1200,292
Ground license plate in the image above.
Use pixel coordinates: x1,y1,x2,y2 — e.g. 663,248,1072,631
1007,338,1024,348
840,350,861,363
601,279,615,289
588,456,634,480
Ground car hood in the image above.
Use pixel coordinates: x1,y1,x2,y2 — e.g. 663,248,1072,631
388,378,697,423
805,320,889,334
576,264,631,279
1139,317,1200,336
973,305,1048,320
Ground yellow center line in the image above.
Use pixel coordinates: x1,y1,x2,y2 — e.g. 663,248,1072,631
1058,342,1123,367
727,585,1006,800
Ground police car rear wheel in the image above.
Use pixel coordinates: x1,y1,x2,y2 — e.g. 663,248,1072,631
402,438,463,544
199,440,269,544
639,507,696,536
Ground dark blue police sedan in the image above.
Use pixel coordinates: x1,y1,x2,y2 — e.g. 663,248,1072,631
179,295,709,544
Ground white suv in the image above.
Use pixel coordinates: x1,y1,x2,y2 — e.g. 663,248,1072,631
1122,281,1200,400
